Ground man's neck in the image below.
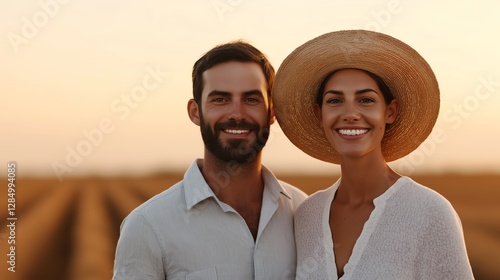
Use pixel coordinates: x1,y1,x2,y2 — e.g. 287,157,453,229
198,155,265,240
198,154,265,206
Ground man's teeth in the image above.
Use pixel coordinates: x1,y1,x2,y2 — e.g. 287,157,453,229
225,129,249,134
338,129,368,136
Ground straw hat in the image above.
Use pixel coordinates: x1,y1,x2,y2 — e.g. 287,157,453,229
272,30,440,164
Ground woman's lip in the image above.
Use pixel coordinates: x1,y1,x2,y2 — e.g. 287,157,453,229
336,128,370,136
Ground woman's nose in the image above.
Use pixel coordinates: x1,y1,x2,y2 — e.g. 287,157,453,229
342,102,360,122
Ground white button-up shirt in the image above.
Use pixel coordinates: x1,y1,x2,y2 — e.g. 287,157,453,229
113,160,307,280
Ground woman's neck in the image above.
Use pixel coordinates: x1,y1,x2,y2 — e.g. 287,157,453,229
337,155,400,204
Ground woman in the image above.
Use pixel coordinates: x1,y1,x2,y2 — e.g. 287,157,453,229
272,30,474,279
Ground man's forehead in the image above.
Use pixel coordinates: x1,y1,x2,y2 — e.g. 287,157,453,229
202,61,264,78
201,62,267,97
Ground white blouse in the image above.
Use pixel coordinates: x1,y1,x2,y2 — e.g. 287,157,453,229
295,176,474,280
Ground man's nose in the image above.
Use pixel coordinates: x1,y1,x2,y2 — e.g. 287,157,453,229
227,101,245,121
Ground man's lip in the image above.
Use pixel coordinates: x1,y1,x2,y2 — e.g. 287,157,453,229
223,129,251,134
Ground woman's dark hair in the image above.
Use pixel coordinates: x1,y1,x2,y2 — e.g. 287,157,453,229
192,41,275,104
316,69,394,107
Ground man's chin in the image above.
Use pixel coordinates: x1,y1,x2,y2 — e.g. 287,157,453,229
225,138,249,148
213,145,258,164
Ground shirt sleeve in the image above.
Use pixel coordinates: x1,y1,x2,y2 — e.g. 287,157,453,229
113,211,165,280
418,199,475,279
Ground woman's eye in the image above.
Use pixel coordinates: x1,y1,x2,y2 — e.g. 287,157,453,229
326,98,342,104
360,97,375,103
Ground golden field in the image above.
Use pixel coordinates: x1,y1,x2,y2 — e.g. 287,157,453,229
0,173,498,280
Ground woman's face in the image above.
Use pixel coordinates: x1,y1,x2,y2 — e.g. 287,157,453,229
318,69,398,162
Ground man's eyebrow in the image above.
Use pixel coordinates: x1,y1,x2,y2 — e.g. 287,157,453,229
206,91,232,99
242,90,264,97
207,90,264,97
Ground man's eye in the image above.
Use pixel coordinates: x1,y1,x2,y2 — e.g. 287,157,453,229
212,97,226,102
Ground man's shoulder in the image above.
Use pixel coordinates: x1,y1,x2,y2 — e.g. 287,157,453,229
127,180,185,220
278,180,307,197
261,165,308,203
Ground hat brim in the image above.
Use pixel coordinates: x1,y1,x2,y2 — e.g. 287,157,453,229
272,30,440,164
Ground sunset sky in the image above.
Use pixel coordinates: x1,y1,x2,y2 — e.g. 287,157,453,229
1,0,500,179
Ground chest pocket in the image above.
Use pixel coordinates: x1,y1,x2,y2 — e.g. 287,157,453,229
185,267,217,280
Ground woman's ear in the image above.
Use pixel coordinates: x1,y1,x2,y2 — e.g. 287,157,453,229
314,103,323,127
386,99,398,124
187,99,201,126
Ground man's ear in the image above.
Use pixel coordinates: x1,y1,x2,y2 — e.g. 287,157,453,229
269,101,276,125
187,99,201,126
386,99,398,124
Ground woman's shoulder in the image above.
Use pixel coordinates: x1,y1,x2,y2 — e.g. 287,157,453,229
399,177,451,203
394,177,459,218
295,182,338,217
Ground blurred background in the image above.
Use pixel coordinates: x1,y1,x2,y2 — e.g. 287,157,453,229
1,0,499,279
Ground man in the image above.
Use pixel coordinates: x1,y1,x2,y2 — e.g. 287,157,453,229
113,41,307,280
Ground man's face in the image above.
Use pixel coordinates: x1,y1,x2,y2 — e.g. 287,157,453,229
196,61,274,163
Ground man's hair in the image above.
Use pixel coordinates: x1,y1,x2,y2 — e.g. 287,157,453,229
192,41,275,104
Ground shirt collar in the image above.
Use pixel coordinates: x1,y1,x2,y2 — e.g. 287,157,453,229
183,159,292,210
261,165,292,200
183,160,217,210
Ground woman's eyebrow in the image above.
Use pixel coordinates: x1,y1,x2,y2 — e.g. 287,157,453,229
324,88,378,95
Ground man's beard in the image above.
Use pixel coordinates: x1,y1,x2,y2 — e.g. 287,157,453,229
199,113,270,164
